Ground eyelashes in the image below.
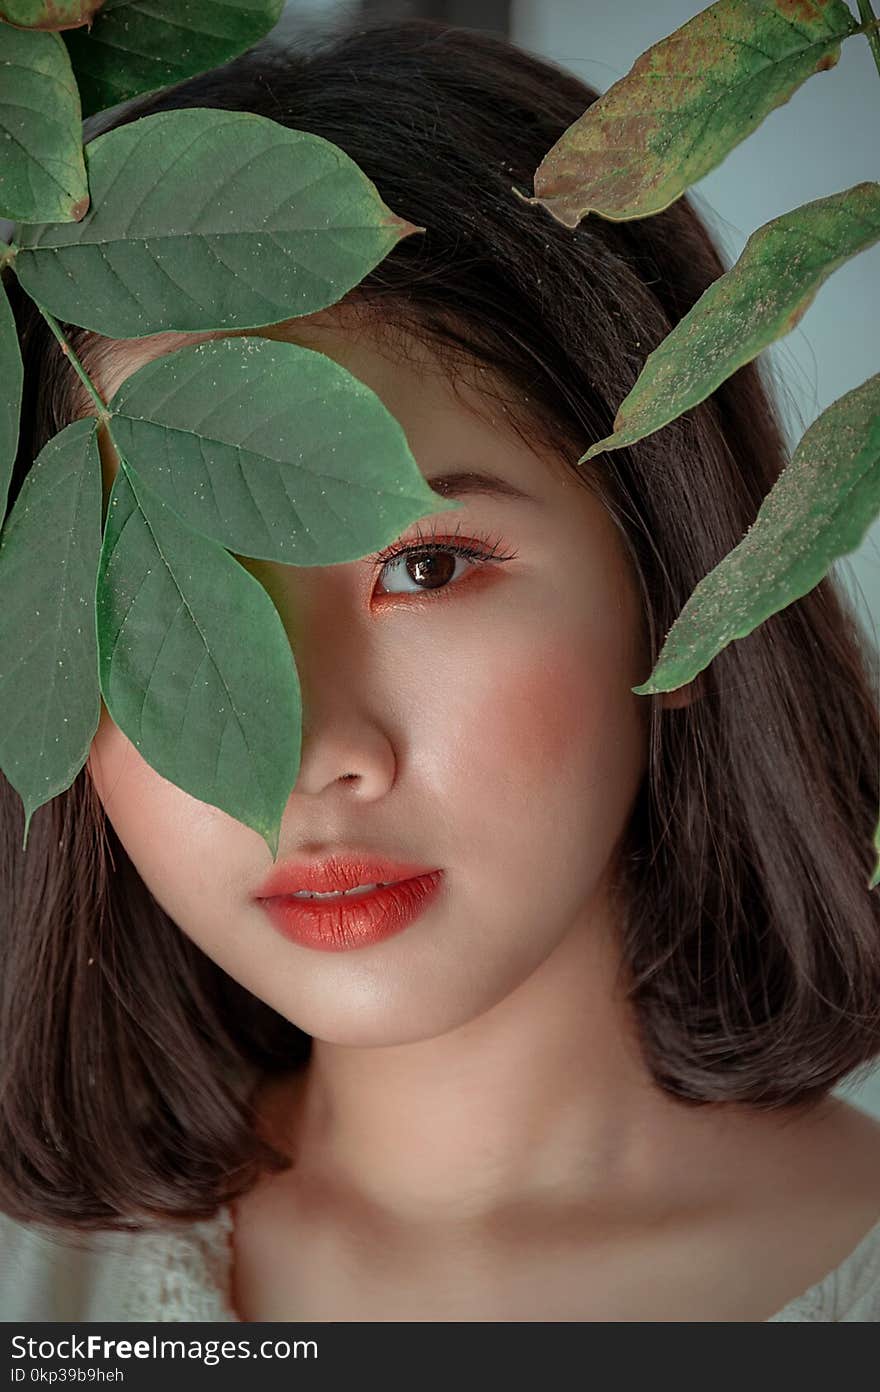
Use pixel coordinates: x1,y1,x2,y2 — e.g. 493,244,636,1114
366,520,518,598
371,519,516,567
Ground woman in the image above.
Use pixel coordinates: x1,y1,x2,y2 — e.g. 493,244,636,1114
1,17,879,1322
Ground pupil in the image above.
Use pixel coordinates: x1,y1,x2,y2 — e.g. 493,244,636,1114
409,551,455,589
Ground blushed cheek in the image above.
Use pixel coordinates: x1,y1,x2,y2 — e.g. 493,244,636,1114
490,654,578,772
469,643,648,796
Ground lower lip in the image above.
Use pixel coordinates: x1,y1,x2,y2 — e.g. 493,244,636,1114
257,872,444,952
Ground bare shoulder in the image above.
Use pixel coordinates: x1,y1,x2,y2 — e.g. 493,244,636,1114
631,1097,880,1320
737,1097,880,1287
795,1096,880,1199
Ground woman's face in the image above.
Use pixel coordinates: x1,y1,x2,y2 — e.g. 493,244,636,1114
87,317,660,1046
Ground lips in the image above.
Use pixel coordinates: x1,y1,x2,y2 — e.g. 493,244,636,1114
253,852,441,900
252,850,444,950
256,869,444,952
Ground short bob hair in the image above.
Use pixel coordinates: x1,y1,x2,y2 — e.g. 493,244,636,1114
2,17,878,1234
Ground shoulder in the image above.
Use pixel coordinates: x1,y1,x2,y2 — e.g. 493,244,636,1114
765,1100,880,1321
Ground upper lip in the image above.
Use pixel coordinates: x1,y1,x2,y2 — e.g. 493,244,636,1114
253,852,441,898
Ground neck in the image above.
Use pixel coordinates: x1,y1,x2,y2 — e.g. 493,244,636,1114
253,888,774,1233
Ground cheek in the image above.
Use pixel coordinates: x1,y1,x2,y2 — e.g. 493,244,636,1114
469,642,646,788
444,639,647,925
483,653,583,775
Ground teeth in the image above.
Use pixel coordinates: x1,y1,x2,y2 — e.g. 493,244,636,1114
290,882,394,900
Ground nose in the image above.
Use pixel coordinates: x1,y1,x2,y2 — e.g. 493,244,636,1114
236,554,397,804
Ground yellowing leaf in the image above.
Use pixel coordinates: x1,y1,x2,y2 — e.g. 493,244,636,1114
0,1,103,27
525,0,858,228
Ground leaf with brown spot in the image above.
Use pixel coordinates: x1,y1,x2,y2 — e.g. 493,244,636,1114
0,1,104,29
525,0,859,228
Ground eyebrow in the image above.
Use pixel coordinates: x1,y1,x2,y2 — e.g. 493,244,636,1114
424,470,539,504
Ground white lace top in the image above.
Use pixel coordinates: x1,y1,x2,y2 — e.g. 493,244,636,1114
1,1204,879,1321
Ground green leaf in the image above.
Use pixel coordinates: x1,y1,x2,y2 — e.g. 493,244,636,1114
0,417,102,851
582,182,880,461
14,107,424,336
525,0,859,228
63,0,284,118
0,271,23,523
0,24,88,223
632,372,880,700
96,454,302,859
0,1,104,28
106,337,460,562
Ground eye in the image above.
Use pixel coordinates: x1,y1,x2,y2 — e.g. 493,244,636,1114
370,522,517,599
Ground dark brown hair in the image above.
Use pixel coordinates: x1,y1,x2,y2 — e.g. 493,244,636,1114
2,17,878,1233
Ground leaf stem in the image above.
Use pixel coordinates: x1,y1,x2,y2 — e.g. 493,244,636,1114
0,242,17,274
857,3,880,78
34,301,110,423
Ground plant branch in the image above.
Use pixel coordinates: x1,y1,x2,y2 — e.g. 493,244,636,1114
34,301,110,423
857,2,880,78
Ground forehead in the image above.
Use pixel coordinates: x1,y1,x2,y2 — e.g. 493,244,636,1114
88,310,646,659
88,305,580,500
